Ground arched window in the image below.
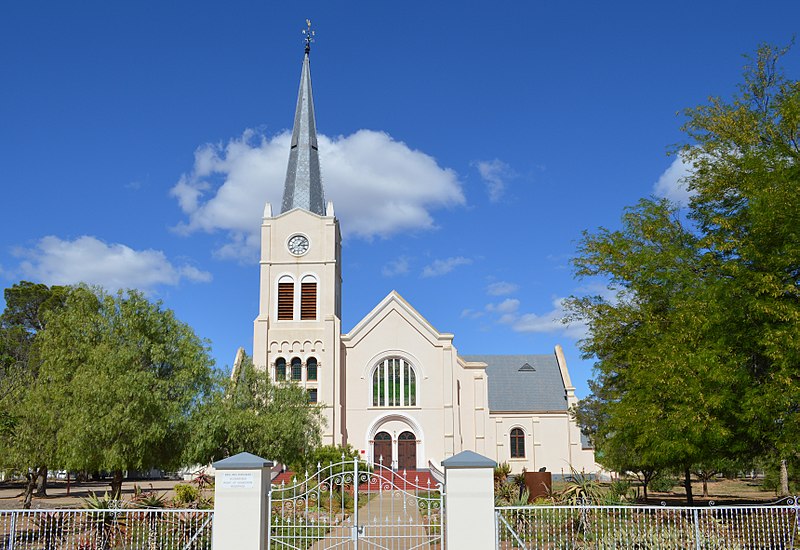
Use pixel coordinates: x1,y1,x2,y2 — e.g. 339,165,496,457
291,357,302,381
372,358,416,407
300,275,317,320
306,357,318,381
277,276,294,320
510,428,525,458
275,358,286,381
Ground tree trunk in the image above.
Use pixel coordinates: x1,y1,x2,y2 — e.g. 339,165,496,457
702,477,708,498
780,459,789,496
35,466,48,496
109,469,124,500
684,467,694,506
22,466,46,509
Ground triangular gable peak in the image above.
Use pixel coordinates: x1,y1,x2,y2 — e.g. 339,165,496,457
342,290,454,348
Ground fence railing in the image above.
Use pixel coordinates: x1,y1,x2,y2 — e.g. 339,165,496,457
496,501,800,549
0,508,213,550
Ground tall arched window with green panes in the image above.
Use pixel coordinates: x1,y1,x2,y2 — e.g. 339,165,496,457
372,358,416,407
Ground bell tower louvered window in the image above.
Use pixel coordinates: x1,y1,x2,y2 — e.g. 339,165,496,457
301,276,317,320
277,276,294,320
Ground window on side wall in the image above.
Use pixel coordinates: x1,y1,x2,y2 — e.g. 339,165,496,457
510,428,525,458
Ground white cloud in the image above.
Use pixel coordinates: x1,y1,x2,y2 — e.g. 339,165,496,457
12,236,211,291
512,296,587,340
474,159,514,202
382,256,410,277
461,308,484,320
486,298,520,314
171,129,465,260
421,256,472,278
653,154,695,206
487,281,518,296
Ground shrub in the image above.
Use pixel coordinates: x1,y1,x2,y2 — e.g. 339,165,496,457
494,462,511,487
609,479,631,498
173,483,200,504
648,473,677,493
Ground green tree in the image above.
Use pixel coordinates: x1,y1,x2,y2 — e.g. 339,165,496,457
0,281,70,504
566,199,748,504
31,287,215,498
184,352,323,467
681,43,800,493
567,44,799,502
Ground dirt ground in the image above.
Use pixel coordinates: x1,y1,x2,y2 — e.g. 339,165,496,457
0,478,185,510
647,477,784,505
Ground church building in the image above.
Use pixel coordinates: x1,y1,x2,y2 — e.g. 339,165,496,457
252,37,597,475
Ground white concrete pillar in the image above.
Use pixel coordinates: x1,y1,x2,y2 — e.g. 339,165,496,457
442,450,496,550
212,452,272,550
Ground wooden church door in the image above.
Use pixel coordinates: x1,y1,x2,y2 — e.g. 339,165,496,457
398,431,416,470
373,431,391,467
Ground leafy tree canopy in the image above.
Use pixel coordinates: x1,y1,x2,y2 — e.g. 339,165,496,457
567,44,799,500
24,286,215,496
184,352,323,468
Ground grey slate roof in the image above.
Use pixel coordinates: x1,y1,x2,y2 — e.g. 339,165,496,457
281,51,326,216
461,354,568,412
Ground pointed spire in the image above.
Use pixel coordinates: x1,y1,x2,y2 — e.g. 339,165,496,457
281,20,325,216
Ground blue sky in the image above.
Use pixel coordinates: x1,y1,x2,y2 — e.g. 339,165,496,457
2,1,798,397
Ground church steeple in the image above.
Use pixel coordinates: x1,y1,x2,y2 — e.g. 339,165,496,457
281,20,325,216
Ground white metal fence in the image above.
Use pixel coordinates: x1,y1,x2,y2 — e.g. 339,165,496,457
496,501,800,549
0,509,213,550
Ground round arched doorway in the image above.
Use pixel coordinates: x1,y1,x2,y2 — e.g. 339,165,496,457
373,431,392,467
397,431,417,470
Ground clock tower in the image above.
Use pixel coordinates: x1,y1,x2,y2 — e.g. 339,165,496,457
253,31,343,445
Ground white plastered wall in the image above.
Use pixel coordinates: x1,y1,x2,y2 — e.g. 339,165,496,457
341,292,493,469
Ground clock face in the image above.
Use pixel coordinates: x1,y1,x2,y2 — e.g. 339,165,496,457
287,234,310,256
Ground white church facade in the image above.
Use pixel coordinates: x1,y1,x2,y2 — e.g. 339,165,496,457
251,40,597,476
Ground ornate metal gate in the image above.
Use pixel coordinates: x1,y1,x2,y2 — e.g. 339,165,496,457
268,458,444,549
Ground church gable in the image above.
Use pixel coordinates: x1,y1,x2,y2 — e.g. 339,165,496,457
342,291,453,349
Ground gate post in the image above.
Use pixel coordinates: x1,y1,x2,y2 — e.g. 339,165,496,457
212,452,272,550
443,450,496,550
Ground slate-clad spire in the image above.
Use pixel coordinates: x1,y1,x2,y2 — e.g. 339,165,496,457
281,22,325,216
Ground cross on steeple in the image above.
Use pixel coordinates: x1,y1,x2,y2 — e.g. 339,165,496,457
303,19,315,55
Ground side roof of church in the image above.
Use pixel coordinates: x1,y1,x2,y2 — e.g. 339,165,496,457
461,354,569,412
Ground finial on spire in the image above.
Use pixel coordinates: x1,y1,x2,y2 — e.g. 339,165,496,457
303,19,315,55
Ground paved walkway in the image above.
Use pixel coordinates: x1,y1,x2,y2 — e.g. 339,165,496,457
303,491,440,550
